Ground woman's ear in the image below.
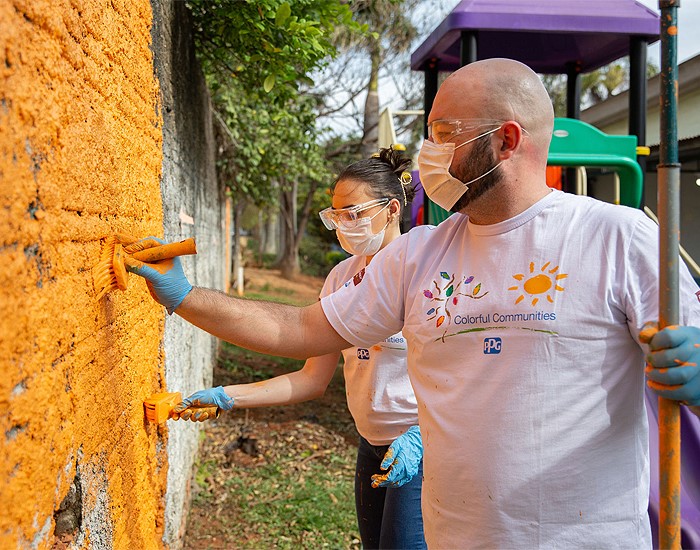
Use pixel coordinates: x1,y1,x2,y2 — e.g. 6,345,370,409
389,198,401,221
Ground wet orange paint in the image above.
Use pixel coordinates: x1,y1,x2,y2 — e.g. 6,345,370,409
658,397,682,549
1,1,166,548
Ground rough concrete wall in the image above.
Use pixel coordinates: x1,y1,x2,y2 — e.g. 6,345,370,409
150,1,225,547
0,0,223,548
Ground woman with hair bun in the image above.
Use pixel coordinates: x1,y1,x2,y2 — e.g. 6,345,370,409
175,147,426,549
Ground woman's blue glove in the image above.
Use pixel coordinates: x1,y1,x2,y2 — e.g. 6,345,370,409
123,237,193,314
643,324,700,406
172,386,235,422
371,425,423,488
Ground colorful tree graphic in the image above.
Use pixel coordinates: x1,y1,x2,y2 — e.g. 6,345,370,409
423,271,489,328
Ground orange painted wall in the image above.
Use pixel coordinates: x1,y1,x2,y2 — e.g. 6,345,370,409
1,0,171,548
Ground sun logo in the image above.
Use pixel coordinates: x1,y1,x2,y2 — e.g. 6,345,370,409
509,261,567,306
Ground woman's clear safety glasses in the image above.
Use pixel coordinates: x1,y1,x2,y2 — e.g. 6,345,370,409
319,198,390,230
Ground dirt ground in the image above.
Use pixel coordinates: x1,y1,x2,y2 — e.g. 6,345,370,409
243,266,327,303
182,267,360,549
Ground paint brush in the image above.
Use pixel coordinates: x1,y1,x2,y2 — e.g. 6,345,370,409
93,236,197,300
143,392,220,424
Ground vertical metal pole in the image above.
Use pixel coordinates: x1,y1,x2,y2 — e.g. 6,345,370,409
460,31,477,66
564,62,582,194
658,2,682,548
629,36,648,208
423,61,439,225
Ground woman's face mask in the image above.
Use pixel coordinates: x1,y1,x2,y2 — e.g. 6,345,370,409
417,126,502,211
335,203,390,256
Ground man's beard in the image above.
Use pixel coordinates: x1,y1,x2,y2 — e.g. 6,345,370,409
449,137,504,213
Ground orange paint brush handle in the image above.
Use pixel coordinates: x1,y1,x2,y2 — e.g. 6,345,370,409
130,238,197,262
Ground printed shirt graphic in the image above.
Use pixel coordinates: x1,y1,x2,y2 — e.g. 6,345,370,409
321,190,700,549
320,255,417,446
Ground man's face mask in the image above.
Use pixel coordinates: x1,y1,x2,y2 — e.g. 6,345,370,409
417,123,503,212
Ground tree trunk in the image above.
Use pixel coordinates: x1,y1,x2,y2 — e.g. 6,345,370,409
275,178,320,280
232,200,245,295
360,38,381,158
277,179,300,279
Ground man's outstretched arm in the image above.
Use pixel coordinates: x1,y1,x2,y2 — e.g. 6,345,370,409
122,238,350,359
176,287,350,359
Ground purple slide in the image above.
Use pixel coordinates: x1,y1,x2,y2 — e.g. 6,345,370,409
646,387,700,548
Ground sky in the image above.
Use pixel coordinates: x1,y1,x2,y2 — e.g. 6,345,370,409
636,0,700,65
418,0,700,71
320,1,700,139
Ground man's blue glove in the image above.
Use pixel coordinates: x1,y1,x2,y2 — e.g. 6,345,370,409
172,386,235,422
123,237,193,314
643,324,700,406
371,425,423,488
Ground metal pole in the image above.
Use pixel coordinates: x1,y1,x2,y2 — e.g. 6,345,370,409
565,62,582,194
423,61,439,225
629,36,648,208
459,31,477,66
658,1,682,548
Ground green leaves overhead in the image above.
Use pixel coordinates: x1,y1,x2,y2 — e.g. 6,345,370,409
187,0,362,99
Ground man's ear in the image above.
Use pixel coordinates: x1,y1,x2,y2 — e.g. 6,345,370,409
498,121,524,159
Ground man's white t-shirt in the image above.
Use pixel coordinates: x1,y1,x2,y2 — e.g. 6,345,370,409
321,190,700,548
321,254,418,446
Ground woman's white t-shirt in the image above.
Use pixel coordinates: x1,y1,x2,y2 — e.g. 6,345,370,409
320,254,418,446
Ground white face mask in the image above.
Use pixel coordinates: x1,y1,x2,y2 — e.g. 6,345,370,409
336,204,390,257
417,126,502,211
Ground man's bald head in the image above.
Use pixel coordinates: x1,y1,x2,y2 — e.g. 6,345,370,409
431,58,554,152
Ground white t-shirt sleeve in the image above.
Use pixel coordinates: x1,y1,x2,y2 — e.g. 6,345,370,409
623,213,700,342
321,236,407,348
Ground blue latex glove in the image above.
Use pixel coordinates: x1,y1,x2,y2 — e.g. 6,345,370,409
123,236,193,314
172,386,235,422
371,425,423,488
643,324,700,406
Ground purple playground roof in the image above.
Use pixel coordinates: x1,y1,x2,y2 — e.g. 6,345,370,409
411,0,660,74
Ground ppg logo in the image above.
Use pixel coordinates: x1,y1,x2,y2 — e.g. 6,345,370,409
483,337,502,354
357,348,370,360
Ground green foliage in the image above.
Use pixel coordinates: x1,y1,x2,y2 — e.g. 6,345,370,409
325,250,347,267
187,0,362,98
188,0,367,213
212,86,331,208
541,58,660,116
298,235,334,277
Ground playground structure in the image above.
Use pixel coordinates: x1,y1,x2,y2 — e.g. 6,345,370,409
409,1,699,547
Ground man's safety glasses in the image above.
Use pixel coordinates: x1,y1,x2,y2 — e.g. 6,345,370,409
427,119,504,145
319,198,389,230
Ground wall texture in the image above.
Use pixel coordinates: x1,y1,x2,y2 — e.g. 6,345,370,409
0,0,223,547
149,1,226,546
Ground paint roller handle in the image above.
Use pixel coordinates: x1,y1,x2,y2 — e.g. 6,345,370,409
171,386,235,422
171,404,220,422
129,238,197,262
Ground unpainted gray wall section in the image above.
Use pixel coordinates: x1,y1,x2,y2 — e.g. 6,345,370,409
150,1,225,547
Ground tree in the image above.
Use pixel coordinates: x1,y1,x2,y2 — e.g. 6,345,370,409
541,58,660,116
187,0,365,279
326,0,420,158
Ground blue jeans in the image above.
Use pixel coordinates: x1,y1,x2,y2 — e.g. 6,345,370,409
355,436,427,549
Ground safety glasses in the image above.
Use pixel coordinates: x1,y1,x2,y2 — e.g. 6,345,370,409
319,198,390,230
427,119,504,145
